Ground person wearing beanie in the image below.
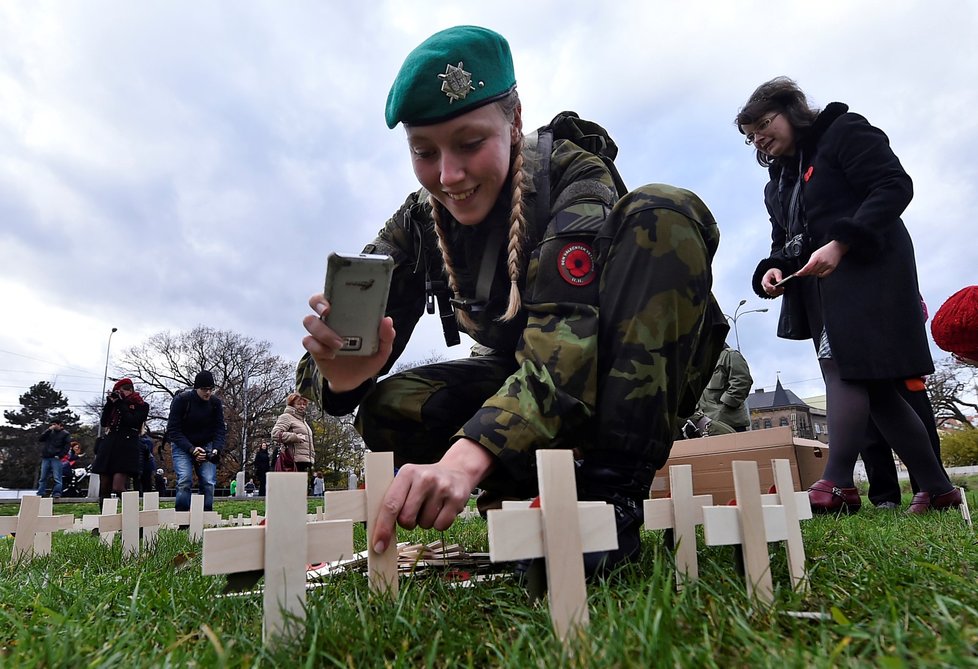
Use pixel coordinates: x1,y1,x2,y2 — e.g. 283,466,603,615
932,286,978,365
297,25,727,576
194,370,215,389
92,378,149,500
165,370,226,511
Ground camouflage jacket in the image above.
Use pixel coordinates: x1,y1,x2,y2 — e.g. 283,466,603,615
697,346,753,429
297,132,713,469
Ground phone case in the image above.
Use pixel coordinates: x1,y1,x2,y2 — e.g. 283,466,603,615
323,253,394,356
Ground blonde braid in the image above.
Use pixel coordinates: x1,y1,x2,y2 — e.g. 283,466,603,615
430,195,477,331
499,133,527,322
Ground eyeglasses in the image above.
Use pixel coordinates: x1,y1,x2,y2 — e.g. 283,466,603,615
744,112,780,146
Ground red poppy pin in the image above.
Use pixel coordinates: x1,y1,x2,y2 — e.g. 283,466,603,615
803,165,814,182
557,242,596,286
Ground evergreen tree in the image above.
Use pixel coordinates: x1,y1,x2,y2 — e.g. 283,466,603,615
0,382,80,488
3,381,80,431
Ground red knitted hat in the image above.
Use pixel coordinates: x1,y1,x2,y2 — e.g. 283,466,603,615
931,286,978,360
113,378,134,391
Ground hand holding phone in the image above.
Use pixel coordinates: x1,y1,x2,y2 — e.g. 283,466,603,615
322,253,394,356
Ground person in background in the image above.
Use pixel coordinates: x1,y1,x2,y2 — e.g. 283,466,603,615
37,419,71,498
154,468,168,495
137,425,156,495
931,286,978,367
695,343,753,433
738,76,958,514
92,379,150,501
271,393,315,473
229,478,237,496
253,442,271,496
166,370,227,512
297,25,726,575
861,378,945,509
60,440,82,492
312,471,325,496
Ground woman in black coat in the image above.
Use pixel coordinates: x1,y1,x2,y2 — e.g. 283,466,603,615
92,378,150,500
737,77,958,514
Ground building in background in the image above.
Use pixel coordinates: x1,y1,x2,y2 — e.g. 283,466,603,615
746,378,828,443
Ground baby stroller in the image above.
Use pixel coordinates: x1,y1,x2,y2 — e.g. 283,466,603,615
62,465,92,498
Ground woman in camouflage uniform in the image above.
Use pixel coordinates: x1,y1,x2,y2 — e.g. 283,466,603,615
299,25,725,573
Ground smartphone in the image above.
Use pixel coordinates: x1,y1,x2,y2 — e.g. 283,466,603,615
322,253,394,356
773,272,797,288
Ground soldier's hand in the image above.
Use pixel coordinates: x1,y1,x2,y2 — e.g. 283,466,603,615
371,440,495,554
301,293,396,393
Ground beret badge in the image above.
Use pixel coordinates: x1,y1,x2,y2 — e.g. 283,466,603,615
439,61,479,103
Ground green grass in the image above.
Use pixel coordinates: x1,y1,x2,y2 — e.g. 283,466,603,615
2,495,978,668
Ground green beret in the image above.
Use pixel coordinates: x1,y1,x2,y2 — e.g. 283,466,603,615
385,25,516,129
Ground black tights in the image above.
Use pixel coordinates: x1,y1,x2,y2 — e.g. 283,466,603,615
99,473,129,499
820,358,951,494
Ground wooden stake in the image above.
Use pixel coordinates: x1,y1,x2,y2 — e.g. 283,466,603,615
202,472,353,643
322,451,398,596
643,464,714,587
486,450,617,641
0,496,73,561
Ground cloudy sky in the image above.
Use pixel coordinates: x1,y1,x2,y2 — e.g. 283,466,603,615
2,0,976,424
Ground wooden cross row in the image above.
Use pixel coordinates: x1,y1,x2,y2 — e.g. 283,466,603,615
0,496,73,561
702,459,811,601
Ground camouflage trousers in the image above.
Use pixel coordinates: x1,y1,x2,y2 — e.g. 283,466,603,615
356,185,727,501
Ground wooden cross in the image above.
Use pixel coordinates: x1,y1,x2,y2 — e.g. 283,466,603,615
0,496,73,561
202,472,353,642
486,450,618,641
92,492,162,556
322,451,399,596
643,464,714,587
702,459,812,601
158,495,222,541
82,497,120,546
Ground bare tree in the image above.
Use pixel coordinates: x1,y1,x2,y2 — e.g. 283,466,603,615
111,326,297,482
926,356,978,430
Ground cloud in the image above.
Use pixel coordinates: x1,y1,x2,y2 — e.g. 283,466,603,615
1,0,976,422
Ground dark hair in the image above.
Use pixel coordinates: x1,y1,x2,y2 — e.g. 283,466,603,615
735,76,820,167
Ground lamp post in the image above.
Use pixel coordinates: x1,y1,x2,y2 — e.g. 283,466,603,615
724,300,768,351
97,327,118,438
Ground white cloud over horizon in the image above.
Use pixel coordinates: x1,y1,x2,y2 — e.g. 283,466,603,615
2,0,976,421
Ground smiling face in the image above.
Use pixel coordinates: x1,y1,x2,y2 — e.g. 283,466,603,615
405,102,520,226
743,111,796,158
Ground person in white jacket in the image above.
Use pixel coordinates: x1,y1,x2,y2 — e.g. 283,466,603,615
271,393,315,472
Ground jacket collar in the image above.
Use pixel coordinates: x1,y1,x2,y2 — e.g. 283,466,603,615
798,102,849,152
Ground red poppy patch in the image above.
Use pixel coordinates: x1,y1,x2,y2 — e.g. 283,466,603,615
557,242,595,286
803,165,814,182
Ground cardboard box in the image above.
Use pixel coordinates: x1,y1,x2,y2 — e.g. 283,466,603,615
650,427,829,504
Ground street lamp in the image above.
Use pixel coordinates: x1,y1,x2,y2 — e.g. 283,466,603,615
724,301,768,351
97,327,118,438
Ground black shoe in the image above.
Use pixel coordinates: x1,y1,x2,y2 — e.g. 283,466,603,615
581,495,643,578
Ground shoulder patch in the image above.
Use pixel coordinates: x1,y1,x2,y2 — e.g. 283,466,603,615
557,242,596,286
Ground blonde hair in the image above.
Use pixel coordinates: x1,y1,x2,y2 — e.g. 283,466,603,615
432,90,528,332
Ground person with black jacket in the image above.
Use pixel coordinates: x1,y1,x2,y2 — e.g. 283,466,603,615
92,379,150,500
37,419,71,498
738,76,958,515
165,370,226,512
